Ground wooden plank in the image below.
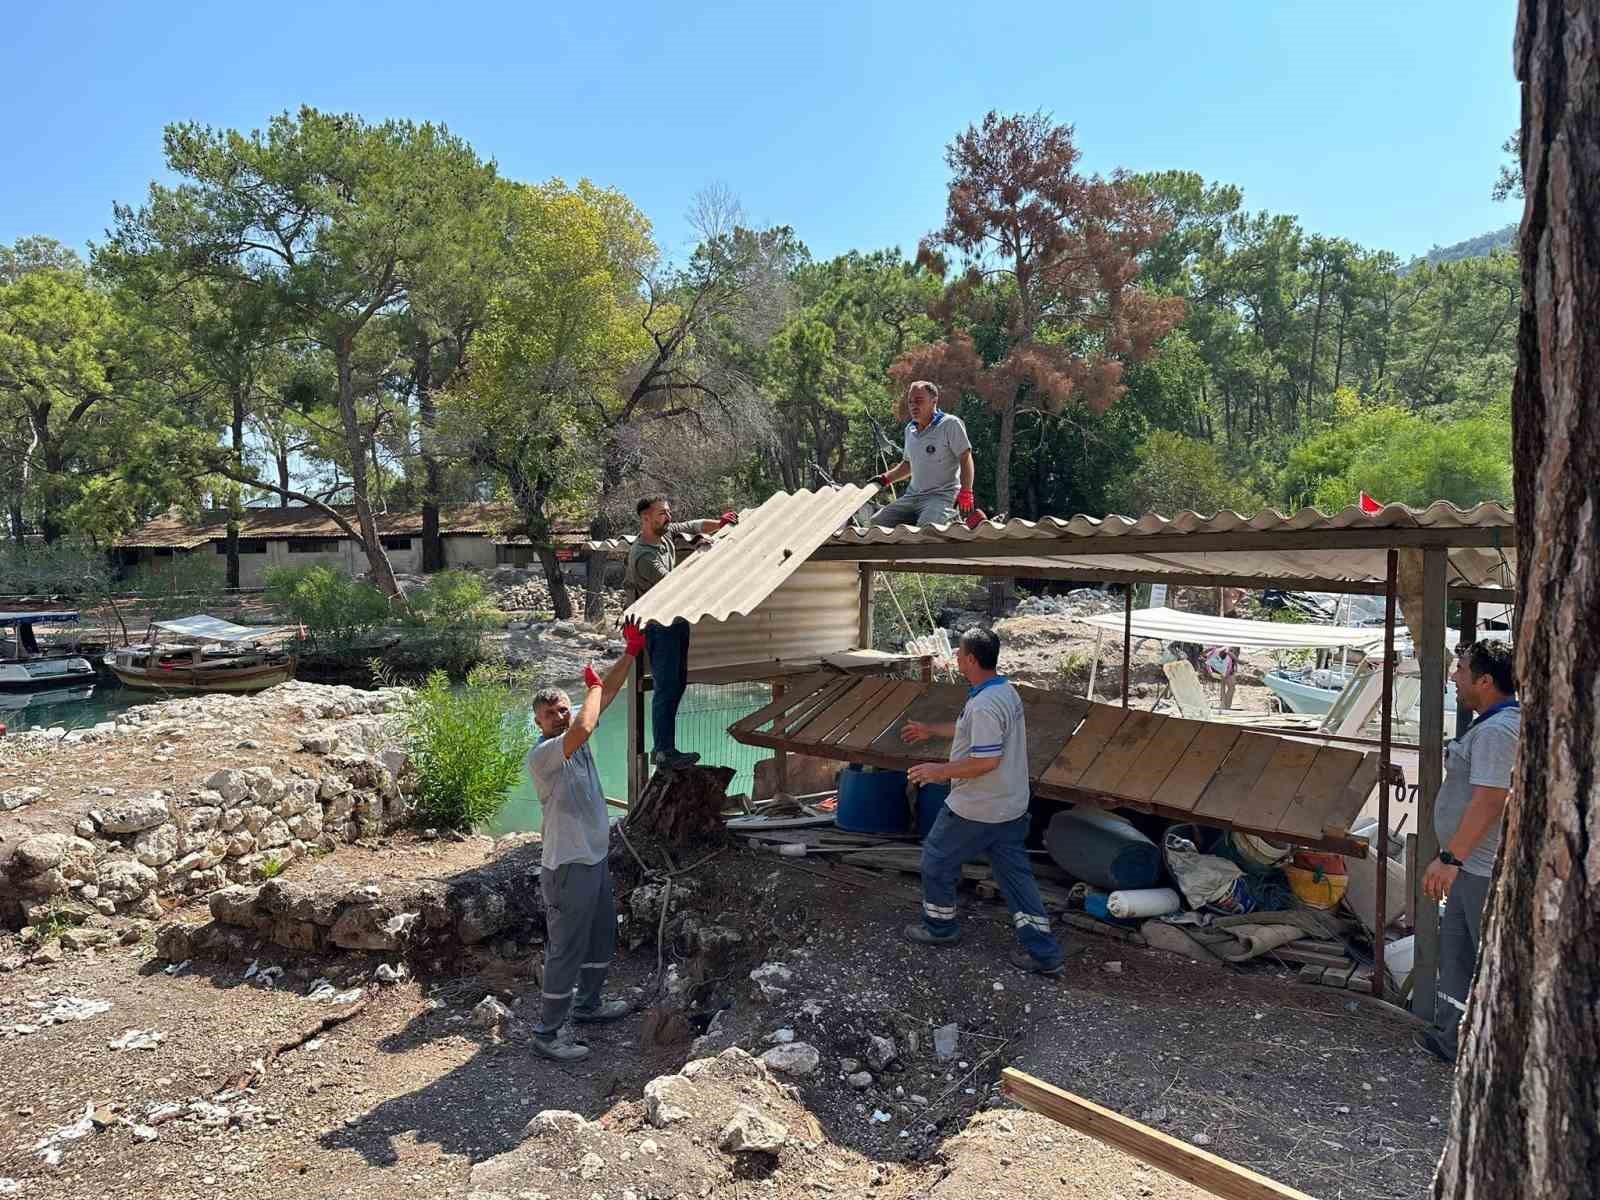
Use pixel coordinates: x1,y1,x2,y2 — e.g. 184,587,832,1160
1191,733,1281,822
1275,746,1365,840
779,677,868,738
836,680,925,750
1412,547,1449,1024
1272,945,1357,969
1153,723,1243,812
1016,688,1091,777
1078,710,1167,793
795,677,898,744
1115,717,1207,802
763,675,856,738
731,672,835,733
1041,703,1130,787
1223,738,1322,830
866,683,967,758
1000,1069,1319,1200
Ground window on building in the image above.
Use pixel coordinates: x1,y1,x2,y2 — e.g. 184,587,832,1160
214,539,267,554
286,538,337,554
381,537,412,551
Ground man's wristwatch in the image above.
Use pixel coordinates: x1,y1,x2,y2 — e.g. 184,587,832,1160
1437,849,1464,867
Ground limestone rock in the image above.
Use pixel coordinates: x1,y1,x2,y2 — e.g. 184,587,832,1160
132,823,179,868
523,1109,590,1138
93,795,170,834
206,769,248,805
867,1034,898,1072
330,903,410,951
456,888,509,945
760,1042,821,1076
98,859,158,904
12,833,71,874
256,819,293,850
643,1075,695,1127
848,1071,874,1090
472,995,513,1029
719,1105,788,1155
0,785,46,811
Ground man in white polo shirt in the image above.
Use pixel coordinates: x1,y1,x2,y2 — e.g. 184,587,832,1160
871,380,977,527
900,627,1068,975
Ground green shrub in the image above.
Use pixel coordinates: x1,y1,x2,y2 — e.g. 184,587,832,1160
1109,430,1264,517
388,571,499,677
263,565,392,646
400,671,534,830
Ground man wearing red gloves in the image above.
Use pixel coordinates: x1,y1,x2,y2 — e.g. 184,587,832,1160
870,380,977,528
623,496,739,769
527,616,647,1061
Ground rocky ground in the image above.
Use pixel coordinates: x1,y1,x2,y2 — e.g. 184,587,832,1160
0,831,1452,1200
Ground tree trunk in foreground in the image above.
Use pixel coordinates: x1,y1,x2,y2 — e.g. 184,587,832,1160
1434,3,1600,1196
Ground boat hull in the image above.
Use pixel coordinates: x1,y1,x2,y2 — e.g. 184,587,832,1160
106,660,296,694
0,658,97,691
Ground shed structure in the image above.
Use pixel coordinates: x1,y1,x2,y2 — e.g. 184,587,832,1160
593,489,1517,1017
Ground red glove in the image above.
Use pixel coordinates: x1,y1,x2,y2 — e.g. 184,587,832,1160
622,617,646,659
956,488,975,515
582,663,602,690
874,472,893,489
718,511,739,528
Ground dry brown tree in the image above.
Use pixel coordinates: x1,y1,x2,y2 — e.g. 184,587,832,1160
891,111,1184,515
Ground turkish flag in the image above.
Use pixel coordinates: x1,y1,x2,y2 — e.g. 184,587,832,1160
1359,491,1383,515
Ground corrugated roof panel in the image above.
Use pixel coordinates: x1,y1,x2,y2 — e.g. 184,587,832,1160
623,485,877,627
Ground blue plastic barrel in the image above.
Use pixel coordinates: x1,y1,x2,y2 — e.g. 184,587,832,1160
836,765,912,834
915,783,950,837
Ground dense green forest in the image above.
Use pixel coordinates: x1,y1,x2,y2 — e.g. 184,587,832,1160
1,108,1515,612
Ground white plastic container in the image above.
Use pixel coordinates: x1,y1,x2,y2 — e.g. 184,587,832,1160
1106,887,1182,919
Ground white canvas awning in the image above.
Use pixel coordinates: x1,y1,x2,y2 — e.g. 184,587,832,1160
151,615,288,643
1077,606,1387,651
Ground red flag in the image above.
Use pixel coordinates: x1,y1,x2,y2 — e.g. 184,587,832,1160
1359,491,1383,515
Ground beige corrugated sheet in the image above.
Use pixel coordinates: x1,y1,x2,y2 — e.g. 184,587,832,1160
685,563,861,670
820,502,1516,590
620,485,877,627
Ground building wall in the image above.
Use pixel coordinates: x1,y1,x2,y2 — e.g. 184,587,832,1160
686,562,862,671
443,535,497,569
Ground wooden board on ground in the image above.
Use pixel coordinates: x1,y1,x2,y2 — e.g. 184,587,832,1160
1001,1068,1319,1200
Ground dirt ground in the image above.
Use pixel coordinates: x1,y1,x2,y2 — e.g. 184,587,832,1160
0,834,1451,1200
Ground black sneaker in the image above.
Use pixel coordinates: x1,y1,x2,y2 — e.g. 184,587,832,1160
904,922,961,946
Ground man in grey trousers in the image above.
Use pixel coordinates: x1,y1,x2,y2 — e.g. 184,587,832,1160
1416,638,1519,1064
526,616,645,1062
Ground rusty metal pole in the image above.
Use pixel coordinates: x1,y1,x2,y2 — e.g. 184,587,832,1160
1121,586,1134,709
1373,549,1398,1002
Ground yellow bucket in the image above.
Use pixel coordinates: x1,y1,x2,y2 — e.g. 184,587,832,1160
1285,851,1349,910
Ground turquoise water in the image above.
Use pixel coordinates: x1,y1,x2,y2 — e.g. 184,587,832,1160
3,677,770,838
486,681,770,835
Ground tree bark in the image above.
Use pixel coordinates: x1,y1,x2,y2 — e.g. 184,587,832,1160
334,337,401,600
537,546,574,621
1434,3,1600,1196
415,331,445,573
225,381,245,590
276,447,291,507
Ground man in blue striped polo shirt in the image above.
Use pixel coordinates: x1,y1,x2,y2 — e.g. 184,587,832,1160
901,627,1068,975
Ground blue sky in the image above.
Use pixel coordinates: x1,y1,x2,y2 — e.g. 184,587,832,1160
3,1,1520,266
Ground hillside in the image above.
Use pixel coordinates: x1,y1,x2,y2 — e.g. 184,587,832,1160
1413,223,1517,268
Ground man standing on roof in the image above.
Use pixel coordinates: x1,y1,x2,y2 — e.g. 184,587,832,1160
624,495,739,770
1415,639,1519,1064
526,617,645,1062
901,627,1070,975
871,381,977,527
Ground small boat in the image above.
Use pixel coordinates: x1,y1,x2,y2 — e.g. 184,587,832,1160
1264,664,1454,719
0,683,97,712
106,615,297,694
0,611,97,694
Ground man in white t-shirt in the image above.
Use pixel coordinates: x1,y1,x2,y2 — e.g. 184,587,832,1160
525,616,645,1062
871,380,977,527
900,627,1068,975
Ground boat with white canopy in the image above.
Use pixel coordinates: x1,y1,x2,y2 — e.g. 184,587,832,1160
105,615,297,694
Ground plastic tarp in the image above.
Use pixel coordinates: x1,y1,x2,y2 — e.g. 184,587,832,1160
1077,606,1387,651
150,615,287,643
0,611,80,625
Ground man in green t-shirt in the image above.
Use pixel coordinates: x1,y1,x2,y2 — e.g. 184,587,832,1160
623,495,738,769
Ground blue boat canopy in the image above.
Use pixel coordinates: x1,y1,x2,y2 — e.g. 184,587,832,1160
0,611,80,626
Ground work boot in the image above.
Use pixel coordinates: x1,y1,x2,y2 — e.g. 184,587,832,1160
530,1027,591,1062
652,749,700,770
904,923,961,947
1008,947,1065,977
1415,1028,1456,1064
572,998,630,1024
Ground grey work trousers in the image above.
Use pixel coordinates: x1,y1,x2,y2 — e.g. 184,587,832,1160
1434,868,1493,1056
871,492,957,529
537,859,616,1034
